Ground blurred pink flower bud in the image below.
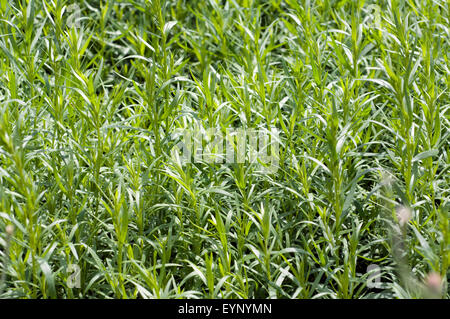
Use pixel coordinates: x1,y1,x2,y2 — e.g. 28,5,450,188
5,224,14,236
396,206,412,227
425,272,442,294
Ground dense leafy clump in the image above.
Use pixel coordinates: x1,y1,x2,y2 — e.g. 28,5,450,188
0,0,448,298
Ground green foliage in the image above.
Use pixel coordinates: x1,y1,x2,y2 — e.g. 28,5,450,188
0,0,448,299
